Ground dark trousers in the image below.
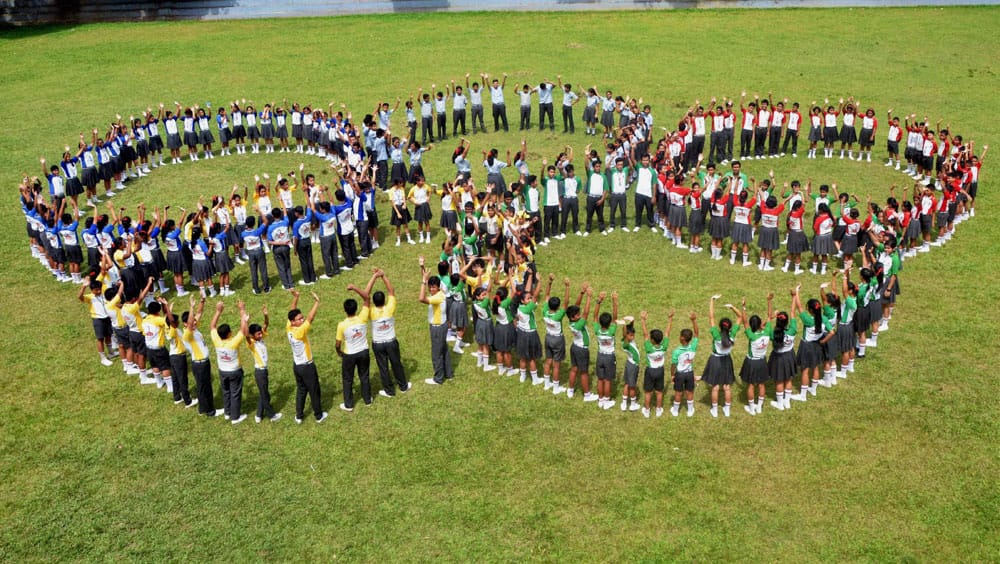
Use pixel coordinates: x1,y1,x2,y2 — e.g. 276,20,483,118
319,235,340,276
375,160,388,190
436,113,447,140
192,359,215,415
586,195,606,232
539,102,554,130
740,129,753,157
271,244,293,289
725,128,735,160
782,129,799,154
560,197,579,234
338,232,358,267
169,353,192,404
429,324,453,383
689,135,706,170
543,205,560,238
374,339,408,394
293,362,323,420
471,105,485,133
421,116,433,144
492,103,508,132
356,220,372,257
519,105,531,130
254,367,275,419
452,109,466,135
295,240,316,283
562,105,575,133
528,211,542,242
634,193,654,228
247,249,269,292
341,350,372,409
754,126,768,157
407,121,417,143
609,193,627,228
711,131,726,165
769,126,782,156
220,368,243,419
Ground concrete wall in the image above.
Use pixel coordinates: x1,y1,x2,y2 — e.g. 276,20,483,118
2,0,993,26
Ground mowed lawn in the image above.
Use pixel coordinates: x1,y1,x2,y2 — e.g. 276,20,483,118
1,7,999,561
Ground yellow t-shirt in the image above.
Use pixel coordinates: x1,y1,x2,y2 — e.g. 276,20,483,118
336,307,370,355
211,329,244,372
426,291,446,326
286,320,313,365
181,328,209,362
370,296,397,343
142,315,168,349
121,302,141,332
247,333,268,369
81,292,110,319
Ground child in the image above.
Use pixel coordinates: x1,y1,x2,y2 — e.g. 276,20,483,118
811,202,835,274
78,279,114,366
703,295,741,418
831,269,858,380
669,311,700,417
790,290,835,401
637,310,671,417
287,289,327,423
247,304,281,422
182,295,225,418
419,256,453,385
593,290,619,410
165,300,195,408
408,177,433,244
767,288,799,411
565,284,595,400
210,300,249,424
620,321,642,412
471,286,497,372
736,294,774,416
542,274,570,393
514,271,543,385
141,297,174,393
858,108,878,162
492,283,517,377
366,269,414,395
337,283,373,412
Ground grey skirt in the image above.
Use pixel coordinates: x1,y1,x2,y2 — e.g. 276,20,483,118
276,124,288,139
448,298,467,329
261,123,275,138
199,129,215,145
702,354,735,386
841,233,859,255
731,222,753,244
811,233,834,256
758,226,780,250
688,208,705,235
474,317,494,346
218,127,232,144
167,133,182,150
183,131,199,147
709,215,730,239
582,106,596,123
515,329,542,360
166,249,185,273
414,202,432,223
191,258,214,283
739,357,769,384
600,110,614,128
787,230,809,254
212,251,234,274
768,349,798,381
796,339,825,369
835,322,856,355
493,322,515,352
668,204,687,229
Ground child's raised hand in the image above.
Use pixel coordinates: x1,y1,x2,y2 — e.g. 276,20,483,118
689,311,697,321
640,310,648,320
598,291,607,300
237,299,246,310
668,309,675,319
215,301,225,313
548,273,555,281
767,292,774,300
261,305,269,316
563,277,570,286
311,292,320,302
290,289,300,298
711,294,722,301
418,255,425,267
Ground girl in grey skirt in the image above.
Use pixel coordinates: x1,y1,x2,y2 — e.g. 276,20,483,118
729,190,755,266
703,296,742,418
196,108,215,159
471,287,496,371
832,274,859,379
767,307,798,411
793,296,833,400
188,228,217,298
737,307,772,416
783,201,809,274
260,104,275,153
707,187,732,260
810,203,835,274
209,223,235,297
447,273,469,354
757,195,785,270
492,286,516,376
216,107,232,156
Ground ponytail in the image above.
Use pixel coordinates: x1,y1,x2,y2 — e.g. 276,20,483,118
719,318,733,348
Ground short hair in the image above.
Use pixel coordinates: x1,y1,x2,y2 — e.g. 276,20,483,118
217,323,232,339
248,323,262,335
343,298,358,316
288,308,302,321
372,291,386,307
650,329,664,344
147,302,162,315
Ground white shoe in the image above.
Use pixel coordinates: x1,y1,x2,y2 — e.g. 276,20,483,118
744,403,756,415
670,405,679,417
482,364,497,372
790,392,806,402
255,416,262,423
633,226,640,232
270,413,283,422
551,384,564,395
100,357,113,367
629,401,641,412
231,414,247,425
602,399,615,410
379,390,392,398
185,399,199,409
531,375,543,386
316,412,329,423
339,403,354,413
709,406,718,418
424,378,440,385
620,399,628,411
655,407,663,417
687,406,695,417
770,400,785,411
575,231,583,236
566,388,575,399
139,375,156,385
582,392,599,403
641,407,650,418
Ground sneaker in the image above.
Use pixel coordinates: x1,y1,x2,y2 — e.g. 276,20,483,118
670,405,680,417
100,357,113,366
231,414,247,425
482,364,497,372
789,392,806,402
255,416,262,423
379,390,392,398
400,383,413,393
575,230,583,236
770,400,785,411
641,407,650,418
744,404,756,415
722,405,731,417
655,407,664,417
633,226,640,232
602,399,615,410
424,378,440,385
319,274,331,280
139,375,156,385
566,389,575,399
551,384,564,395
214,409,226,417
629,401,641,412
295,417,303,424
316,412,329,423
620,399,628,411
185,399,199,409
339,403,353,413
709,406,718,418
582,392,599,402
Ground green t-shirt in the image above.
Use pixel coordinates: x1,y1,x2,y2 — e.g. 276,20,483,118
594,323,617,355
543,308,566,337
495,297,514,326
671,337,699,373
516,302,538,332
644,338,669,369
744,323,774,360
472,296,492,321
709,325,740,355
569,317,589,348
623,339,640,365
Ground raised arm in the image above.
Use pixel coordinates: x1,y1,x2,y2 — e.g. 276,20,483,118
306,292,320,323
211,300,225,331
690,311,699,339
347,282,371,307
640,310,649,341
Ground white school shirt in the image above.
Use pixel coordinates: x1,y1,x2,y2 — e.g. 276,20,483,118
489,85,505,105
562,90,578,106
538,83,554,104
470,87,483,106
434,97,446,114
518,90,532,107
452,94,467,111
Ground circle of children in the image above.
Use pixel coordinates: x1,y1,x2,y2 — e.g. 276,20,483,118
21,75,985,424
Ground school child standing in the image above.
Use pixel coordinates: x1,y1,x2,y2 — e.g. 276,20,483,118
419,255,454,385
592,290,619,410
486,73,510,133
790,289,835,401
245,304,281,422
164,300,195,408
703,295,741,418
336,283,372,412
286,290,327,423
736,294,774,416
557,75,579,134
542,274,570,393
182,295,225,418
767,288,798,411
513,271,544,386
211,300,249,424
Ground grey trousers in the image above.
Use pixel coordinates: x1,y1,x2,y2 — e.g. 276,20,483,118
429,323,453,384
319,235,340,277
609,193,627,228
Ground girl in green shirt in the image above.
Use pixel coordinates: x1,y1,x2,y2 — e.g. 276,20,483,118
703,295,742,418
736,293,774,416
768,287,800,411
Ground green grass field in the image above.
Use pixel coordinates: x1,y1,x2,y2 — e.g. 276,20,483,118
2,7,999,561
